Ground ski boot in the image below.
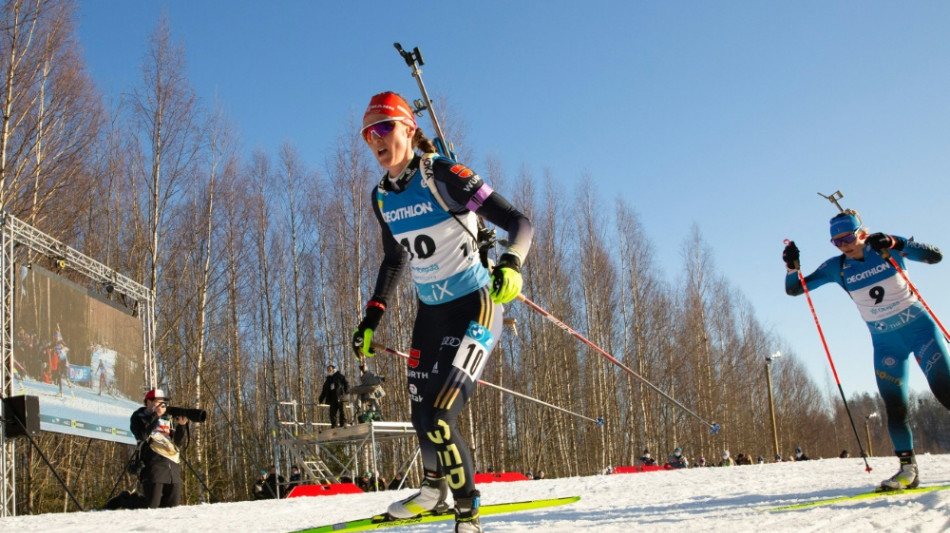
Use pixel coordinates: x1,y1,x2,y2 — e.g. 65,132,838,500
454,490,482,533
880,451,919,491
386,473,449,518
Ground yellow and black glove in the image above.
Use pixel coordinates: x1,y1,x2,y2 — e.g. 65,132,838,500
490,254,523,304
352,300,385,359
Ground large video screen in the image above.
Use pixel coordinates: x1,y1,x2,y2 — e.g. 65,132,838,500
12,263,144,444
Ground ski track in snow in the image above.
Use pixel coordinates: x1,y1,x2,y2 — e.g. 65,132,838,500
2,454,948,532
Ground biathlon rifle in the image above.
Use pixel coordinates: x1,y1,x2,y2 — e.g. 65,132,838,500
393,42,497,261
394,43,455,160
818,190,846,213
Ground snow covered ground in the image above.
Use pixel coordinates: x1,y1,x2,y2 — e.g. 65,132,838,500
3,454,948,532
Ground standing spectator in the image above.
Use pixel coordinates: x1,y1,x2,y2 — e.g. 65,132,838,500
718,450,736,467
351,91,533,533
319,364,349,428
253,471,268,500
535,471,546,480
288,465,302,491
756,455,765,464
783,210,950,490
735,453,753,466
264,465,285,499
388,472,407,491
359,471,382,492
794,446,810,461
129,388,189,508
840,450,851,459
668,447,688,469
693,457,707,468
774,454,784,463
639,449,657,467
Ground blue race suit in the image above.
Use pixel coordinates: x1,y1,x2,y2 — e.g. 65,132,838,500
786,237,950,452
367,153,532,498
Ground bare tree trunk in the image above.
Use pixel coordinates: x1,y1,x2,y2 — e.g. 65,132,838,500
0,0,39,209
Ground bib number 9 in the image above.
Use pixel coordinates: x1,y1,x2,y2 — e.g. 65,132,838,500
869,286,885,305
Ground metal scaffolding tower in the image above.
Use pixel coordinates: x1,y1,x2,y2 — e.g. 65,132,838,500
276,400,418,488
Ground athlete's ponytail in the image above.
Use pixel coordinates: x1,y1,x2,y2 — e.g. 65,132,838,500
412,128,439,155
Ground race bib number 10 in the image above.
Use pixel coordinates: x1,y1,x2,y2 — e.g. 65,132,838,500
451,321,494,382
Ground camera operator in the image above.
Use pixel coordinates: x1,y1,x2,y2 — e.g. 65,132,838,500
130,388,189,508
319,363,348,428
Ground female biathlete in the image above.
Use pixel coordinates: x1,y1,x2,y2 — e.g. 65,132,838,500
783,209,950,490
352,92,532,533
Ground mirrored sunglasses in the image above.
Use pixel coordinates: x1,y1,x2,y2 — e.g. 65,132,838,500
362,121,398,142
831,231,859,247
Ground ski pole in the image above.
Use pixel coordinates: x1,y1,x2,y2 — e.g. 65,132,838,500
877,248,950,341
394,42,453,158
514,294,721,434
785,239,872,472
372,343,605,426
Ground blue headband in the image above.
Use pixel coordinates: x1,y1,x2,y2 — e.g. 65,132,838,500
829,214,861,237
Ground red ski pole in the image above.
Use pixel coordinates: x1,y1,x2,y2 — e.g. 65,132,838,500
515,294,720,434
785,239,872,472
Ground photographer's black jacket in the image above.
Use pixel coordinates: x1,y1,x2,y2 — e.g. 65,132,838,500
130,407,187,484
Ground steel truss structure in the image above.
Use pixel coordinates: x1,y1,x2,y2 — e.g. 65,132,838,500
277,400,418,488
0,212,155,517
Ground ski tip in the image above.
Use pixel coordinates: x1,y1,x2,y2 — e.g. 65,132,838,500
709,423,721,435
596,417,605,426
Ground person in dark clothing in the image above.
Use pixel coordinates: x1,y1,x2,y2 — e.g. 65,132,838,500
288,465,302,491
253,471,268,500
388,472,407,491
129,388,189,508
794,446,811,461
668,447,688,469
639,449,657,467
319,364,349,428
357,472,371,492
264,465,286,499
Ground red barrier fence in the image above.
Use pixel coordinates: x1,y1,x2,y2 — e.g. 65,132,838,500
286,483,364,498
474,472,530,484
611,465,670,474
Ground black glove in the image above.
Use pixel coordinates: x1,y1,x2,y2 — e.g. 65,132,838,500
352,301,385,359
867,233,903,252
782,241,800,270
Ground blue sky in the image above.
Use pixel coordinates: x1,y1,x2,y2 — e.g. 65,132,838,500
76,1,950,399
